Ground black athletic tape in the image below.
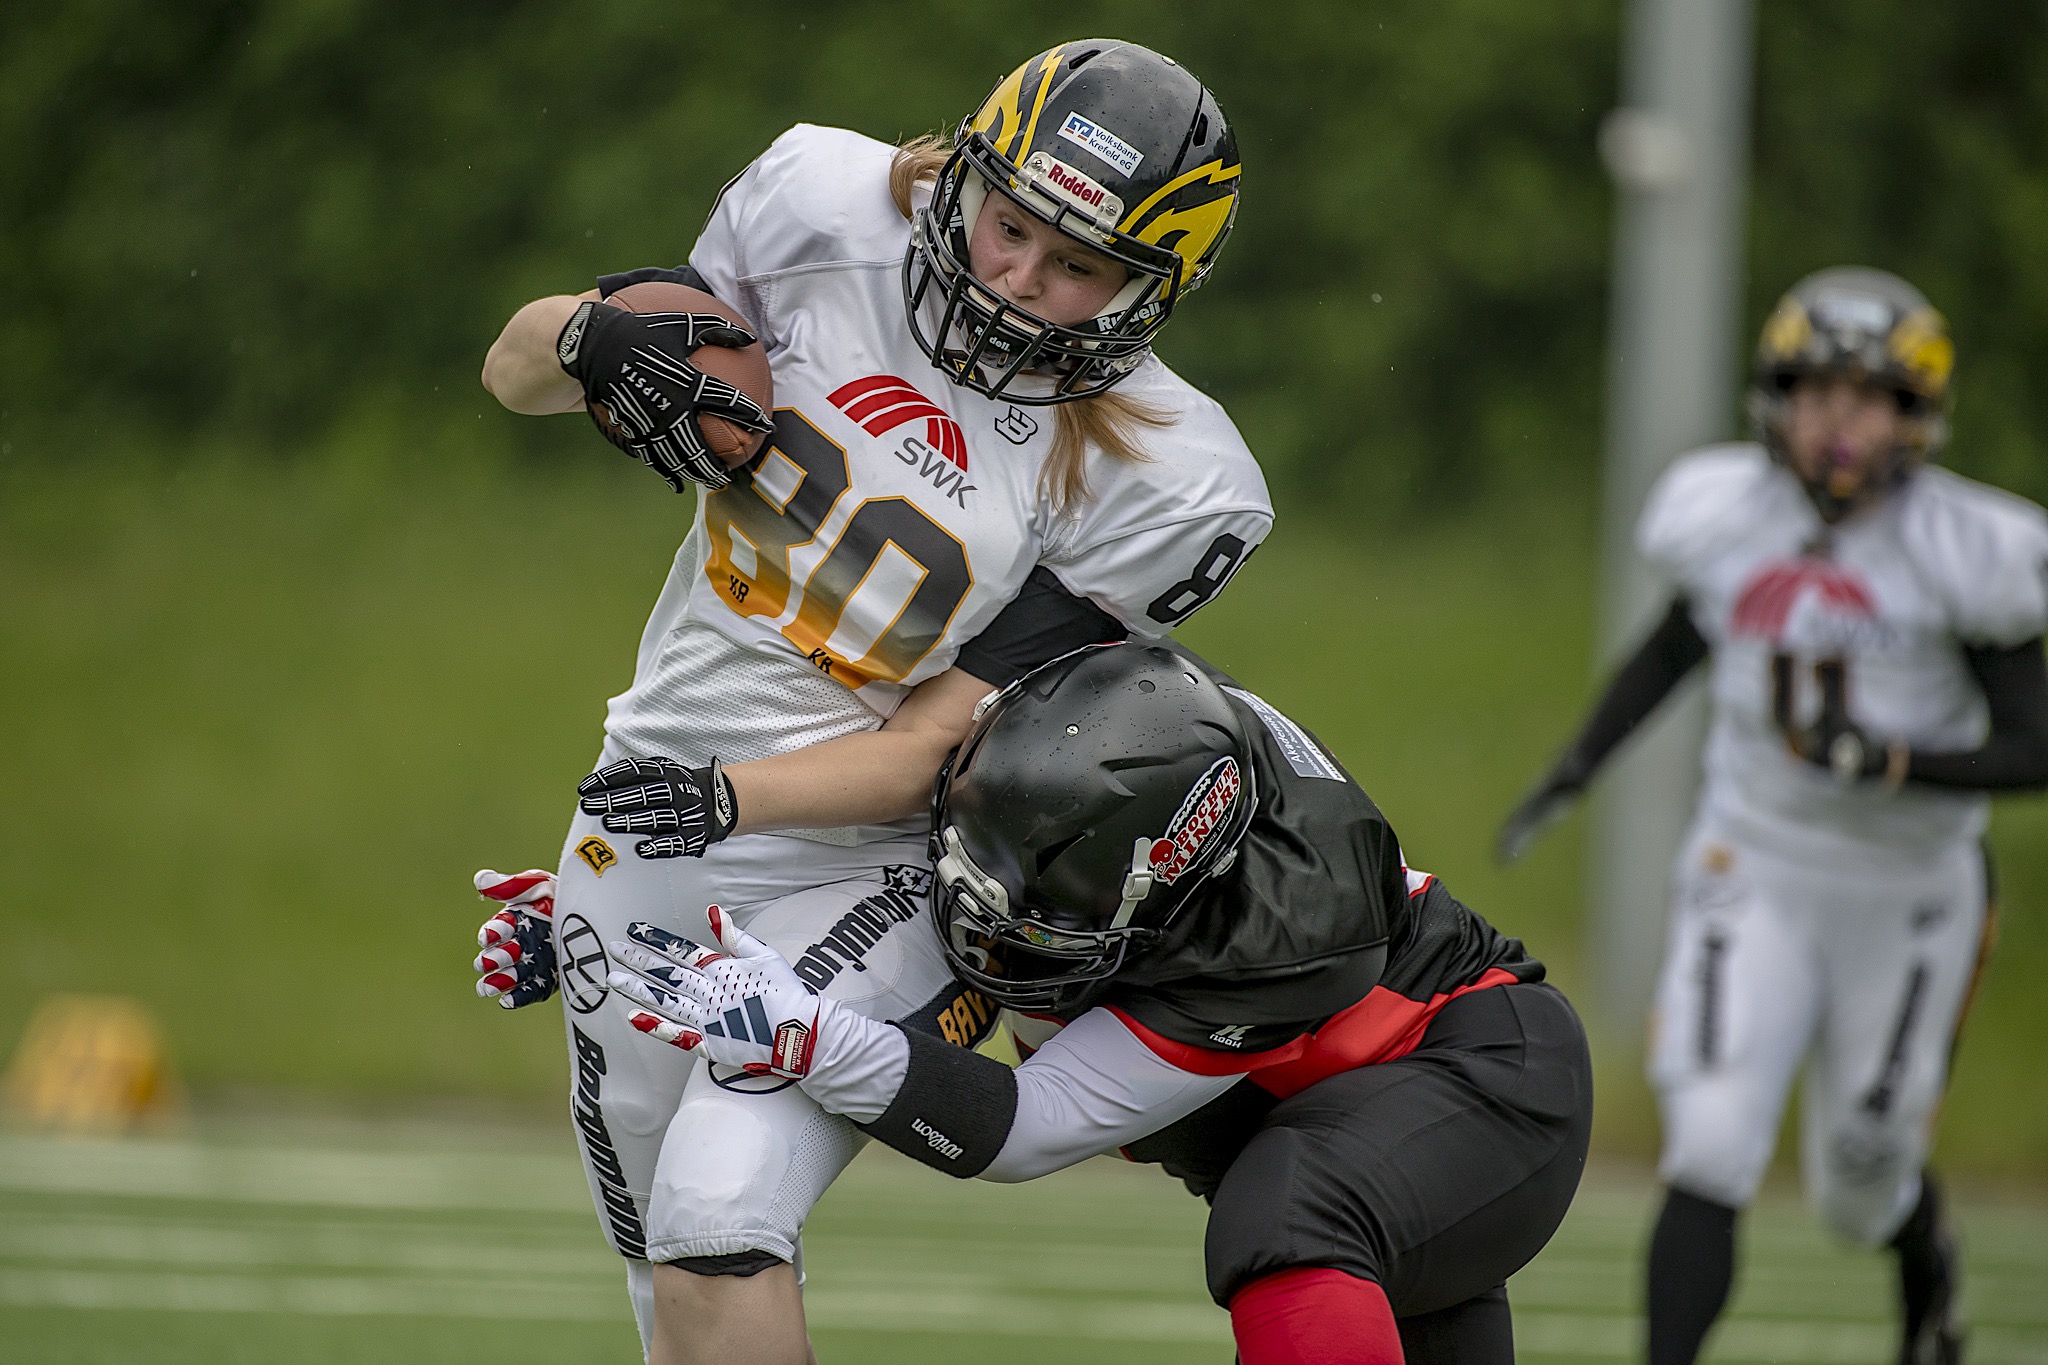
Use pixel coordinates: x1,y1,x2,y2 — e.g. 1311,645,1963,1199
598,264,716,299
664,1249,786,1277
857,1024,1018,1178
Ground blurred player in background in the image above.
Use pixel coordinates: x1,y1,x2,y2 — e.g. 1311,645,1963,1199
1498,267,2048,1365
610,642,1594,1365
469,40,1270,1365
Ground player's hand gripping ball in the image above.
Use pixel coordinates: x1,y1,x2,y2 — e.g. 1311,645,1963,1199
556,281,775,492
576,756,737,859
607,908,826,1079
472,869,559,1009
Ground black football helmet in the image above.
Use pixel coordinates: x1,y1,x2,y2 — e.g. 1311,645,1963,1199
931,644,1257,1012
1747,266,1955,522
904,40,1241,405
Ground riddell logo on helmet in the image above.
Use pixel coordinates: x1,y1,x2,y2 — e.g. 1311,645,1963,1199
1046,161,1105,208
1023,152,1124,224
1149,757,1241,885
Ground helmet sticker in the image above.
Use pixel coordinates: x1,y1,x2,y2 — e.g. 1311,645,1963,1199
1021,152,1124,228
1148,756,1242,885
1888,307,1954,393
1809,289,1891,336
1058,112,1144,177
1223,687,1345,780
1758,297,1812,363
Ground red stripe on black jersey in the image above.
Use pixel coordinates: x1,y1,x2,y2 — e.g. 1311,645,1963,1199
1106,967,1519,1099
1103,873,1542,1098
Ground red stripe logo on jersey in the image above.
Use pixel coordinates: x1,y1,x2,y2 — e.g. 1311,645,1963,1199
827,376,968,470
1730,558,1876,641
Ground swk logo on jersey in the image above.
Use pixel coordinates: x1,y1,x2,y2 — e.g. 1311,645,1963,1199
1730,559,1878,647
827,375,977,505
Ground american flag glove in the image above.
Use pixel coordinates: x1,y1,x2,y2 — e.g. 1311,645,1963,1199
576,756,737,859
554,302,772,493
606,908,827,1079
472,869,559,1009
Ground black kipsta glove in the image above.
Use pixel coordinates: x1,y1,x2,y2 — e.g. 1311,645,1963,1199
1774,655,1907,788
577,757,739,858
556,301,772,493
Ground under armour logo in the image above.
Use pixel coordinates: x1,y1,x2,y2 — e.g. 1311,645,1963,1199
994,405,1039,445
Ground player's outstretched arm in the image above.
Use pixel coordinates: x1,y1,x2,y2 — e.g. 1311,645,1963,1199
1496,595,1710,863
578,668,996,862
481,292,597,415
607,917,1234,1182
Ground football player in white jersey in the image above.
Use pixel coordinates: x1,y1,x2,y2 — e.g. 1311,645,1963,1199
1498,268,2048,1365
471,41,1272,1365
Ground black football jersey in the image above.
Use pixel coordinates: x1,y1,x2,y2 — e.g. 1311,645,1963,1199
1094,654,1544,1076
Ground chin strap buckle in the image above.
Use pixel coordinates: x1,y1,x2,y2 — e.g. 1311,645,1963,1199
1110,838,1157,931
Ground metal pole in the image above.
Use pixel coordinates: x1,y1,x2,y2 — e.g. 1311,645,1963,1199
1587,0,1756,1036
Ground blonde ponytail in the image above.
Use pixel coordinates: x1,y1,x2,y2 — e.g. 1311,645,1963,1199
889,136,1172,511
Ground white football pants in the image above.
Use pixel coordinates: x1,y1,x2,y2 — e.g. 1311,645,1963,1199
548,801,980,1348
1648,818,1992,1246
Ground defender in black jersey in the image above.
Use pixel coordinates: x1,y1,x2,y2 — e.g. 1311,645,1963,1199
607,644,1593,1365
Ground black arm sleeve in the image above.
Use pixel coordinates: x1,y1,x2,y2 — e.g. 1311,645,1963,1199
953,566,1127,688
596,264,715,298
1905,637,2048,791
858,1024,1019,1178
1549,596,1712,787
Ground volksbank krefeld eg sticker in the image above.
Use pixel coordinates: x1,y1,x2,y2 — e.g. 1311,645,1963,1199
1058,112,1143,177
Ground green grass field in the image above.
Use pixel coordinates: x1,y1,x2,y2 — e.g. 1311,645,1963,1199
3,1119,2046,1364
4,445,2044,1170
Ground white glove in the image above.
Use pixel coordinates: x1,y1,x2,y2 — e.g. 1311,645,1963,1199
472,869,558,1008
607,907,826,1078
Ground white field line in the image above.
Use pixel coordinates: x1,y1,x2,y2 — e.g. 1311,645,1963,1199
0,1135,591,1212
4,1269,2046,1363
0,1219,619,1279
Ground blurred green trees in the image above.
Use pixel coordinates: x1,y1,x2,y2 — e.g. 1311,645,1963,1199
5,1,2040,512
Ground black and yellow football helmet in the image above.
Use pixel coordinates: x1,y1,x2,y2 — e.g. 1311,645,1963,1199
1747,266,1955,521
904,40,1241,405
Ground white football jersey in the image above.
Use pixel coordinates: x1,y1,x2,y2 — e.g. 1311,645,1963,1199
605,125,1272,840
1639,443,2048,865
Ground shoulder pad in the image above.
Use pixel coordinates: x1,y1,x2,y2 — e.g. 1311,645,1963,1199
729,124,910,279
1901,468,2048,644
1636,443,1783,581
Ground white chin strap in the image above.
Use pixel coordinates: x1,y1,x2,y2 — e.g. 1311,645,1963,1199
1110,838,1157,931
937,826,1011,922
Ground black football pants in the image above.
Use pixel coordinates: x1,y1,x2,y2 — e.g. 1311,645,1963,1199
1206,981,1594,1363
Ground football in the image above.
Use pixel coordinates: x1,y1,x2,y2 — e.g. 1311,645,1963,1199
591,280,774,467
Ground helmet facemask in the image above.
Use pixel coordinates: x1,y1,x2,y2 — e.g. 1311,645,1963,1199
1749,376,1944,524
904,133,1185,406
931,733,1257,1014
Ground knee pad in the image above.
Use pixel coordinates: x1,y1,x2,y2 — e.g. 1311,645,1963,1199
1656,1084,1773,1210
1808,1125,1920,1246
644,1081,863,1263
